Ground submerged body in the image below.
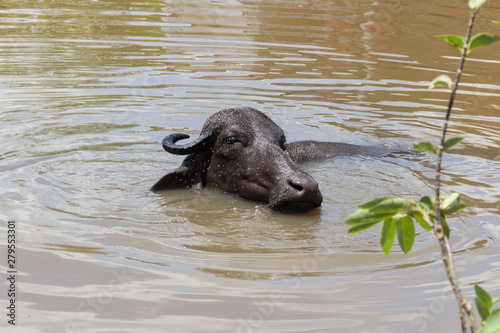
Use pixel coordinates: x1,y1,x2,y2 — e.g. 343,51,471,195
152,107,392,213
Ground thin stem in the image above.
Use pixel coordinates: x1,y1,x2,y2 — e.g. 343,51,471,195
433,10,479,333
422,214,434,229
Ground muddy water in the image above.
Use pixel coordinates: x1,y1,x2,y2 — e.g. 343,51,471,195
1,0,500,332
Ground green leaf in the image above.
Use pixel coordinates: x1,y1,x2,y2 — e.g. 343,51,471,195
429,74,453,89
414,213,434,230
441,217,450,238
345,208,395,225
476,285,493,309
468,33,500,53
369,197,414,214
381,218,397,255
414,141,438,154
410,197,434,230
477,295,491,322
480,309,500,333
443,136,465,151
441,193,459,214
436,35,465,53
491,104,500,111
441,192,466,215
358,196,398,209
396,215,415,254
493,298,500,306
419,196,434,212
469,0,488,10
494,20,500,26
347,221,381,234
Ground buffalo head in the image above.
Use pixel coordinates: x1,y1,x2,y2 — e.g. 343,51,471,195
152,107,323,213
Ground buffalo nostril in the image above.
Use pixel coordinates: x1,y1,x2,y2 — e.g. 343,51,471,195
288,179,304,192
288,175,319,193
272,174,322,212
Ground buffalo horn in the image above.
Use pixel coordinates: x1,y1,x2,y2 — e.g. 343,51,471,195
161,133,211,155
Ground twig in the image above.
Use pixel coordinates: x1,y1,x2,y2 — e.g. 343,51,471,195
433,11,479,333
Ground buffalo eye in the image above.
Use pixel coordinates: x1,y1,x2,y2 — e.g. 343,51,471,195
224,136,239,144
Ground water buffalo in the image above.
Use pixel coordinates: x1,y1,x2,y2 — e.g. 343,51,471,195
152,106,391,213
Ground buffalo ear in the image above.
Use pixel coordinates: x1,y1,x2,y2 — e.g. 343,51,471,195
150,166,197,191
151,153,208,191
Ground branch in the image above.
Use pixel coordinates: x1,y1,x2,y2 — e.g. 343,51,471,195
421,213,434,229
433,11,479,333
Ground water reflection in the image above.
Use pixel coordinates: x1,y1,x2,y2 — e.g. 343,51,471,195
41,243,112,255
152,188,323,253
